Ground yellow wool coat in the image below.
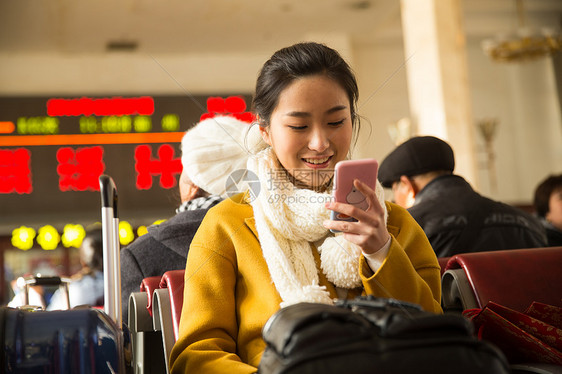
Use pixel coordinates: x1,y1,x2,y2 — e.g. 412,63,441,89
170,193,442,374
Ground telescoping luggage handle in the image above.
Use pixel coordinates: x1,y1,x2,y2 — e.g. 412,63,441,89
99,175,122,328
19,275,72,310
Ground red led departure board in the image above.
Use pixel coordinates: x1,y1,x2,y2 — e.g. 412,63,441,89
0,95,254,234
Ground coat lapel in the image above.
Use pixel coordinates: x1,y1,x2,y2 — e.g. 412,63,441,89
245,217,259,240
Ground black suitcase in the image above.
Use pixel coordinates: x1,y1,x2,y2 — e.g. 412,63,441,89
1,175,131,374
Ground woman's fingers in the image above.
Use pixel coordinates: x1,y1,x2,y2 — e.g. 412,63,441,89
353,179,385,217
324,179,390,253
323,217,358,234
325,180,381,223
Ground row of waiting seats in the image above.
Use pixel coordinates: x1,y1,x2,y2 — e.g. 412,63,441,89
441,246,562,312
128,246,562,374
128,270,185,374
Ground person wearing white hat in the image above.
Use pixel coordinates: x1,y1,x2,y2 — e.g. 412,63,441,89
120,115,262,321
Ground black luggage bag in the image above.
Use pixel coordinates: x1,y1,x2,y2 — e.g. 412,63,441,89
1,175,131,374
1,306,128,373
258,296,511,374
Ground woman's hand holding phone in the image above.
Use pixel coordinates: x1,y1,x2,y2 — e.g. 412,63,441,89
323,159,390,255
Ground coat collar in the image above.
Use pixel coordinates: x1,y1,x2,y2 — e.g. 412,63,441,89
245,217,259,239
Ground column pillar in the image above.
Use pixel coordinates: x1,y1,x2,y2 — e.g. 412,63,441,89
400,0,478,186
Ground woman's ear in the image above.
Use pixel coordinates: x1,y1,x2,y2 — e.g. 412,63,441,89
259,124,272,146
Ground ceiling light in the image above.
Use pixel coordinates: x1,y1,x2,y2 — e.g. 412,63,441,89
481,0,561,63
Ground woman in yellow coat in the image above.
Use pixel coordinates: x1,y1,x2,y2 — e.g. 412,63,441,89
170,42,442,374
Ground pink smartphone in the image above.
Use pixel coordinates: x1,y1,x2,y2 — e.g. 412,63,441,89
330,159,379,231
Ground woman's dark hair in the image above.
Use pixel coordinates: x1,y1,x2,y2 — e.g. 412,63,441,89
534,174,562,218
252,42,360,135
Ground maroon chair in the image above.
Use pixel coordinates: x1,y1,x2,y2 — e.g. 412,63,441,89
139,275,163,317
438,256,451,277
152,270,185,373
441,246,562,312
158,270,185,340
128,275,167,373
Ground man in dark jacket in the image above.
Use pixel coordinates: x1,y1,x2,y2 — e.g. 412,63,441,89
120,115,265,320
378,136,547,257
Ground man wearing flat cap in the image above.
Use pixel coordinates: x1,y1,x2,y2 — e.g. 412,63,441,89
379,136,547,257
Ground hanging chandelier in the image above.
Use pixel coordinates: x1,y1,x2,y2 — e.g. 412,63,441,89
481,0,561,63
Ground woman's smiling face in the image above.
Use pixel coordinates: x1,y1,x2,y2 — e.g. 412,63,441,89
260,74,353,190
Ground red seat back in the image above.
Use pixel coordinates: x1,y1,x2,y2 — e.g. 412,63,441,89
445,246,562,312
140,276,162,317
159,270,185,340
438,256,451,277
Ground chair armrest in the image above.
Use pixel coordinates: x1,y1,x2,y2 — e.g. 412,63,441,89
152,288,174,374
128,292,153,332
442,268,479,311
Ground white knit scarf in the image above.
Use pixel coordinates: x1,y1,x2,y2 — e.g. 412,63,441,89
247,148,387,308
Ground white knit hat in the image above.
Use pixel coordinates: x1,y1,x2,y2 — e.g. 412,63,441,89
181,115,267,196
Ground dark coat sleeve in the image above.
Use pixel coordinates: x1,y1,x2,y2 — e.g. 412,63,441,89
119,209,209,322
120,243,146,322
120,235,187,322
